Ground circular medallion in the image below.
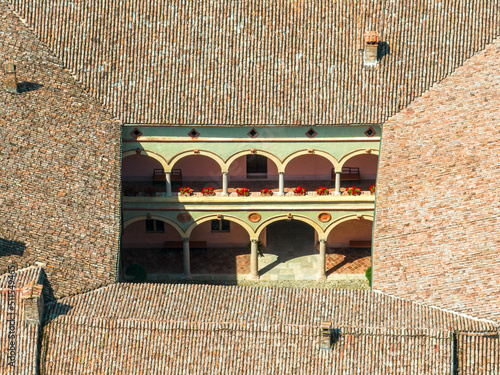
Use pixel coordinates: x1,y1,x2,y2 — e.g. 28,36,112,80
177,212,192,223
317,212,331,222
247,212,262,222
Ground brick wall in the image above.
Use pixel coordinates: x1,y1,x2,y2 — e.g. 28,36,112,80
0,2,121,299
373,39,500,322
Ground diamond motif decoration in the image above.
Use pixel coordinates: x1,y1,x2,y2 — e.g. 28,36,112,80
188,128,200,139
247,128,259,138
305,127,318,138
130,128,142,139
365,127,376,137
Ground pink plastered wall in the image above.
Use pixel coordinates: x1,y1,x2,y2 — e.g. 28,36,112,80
190,220,250,248
343,154,378,179
285,155,333,178
327,219,373,247
173,155,221,180
122,220,182,248
122,155,163,180
258,227,267,248
228,156,279,179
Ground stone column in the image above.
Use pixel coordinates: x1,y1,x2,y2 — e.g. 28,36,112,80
318,239,327,280
222,172,228,197
278,172,285,196
334,172,341,196
250,239,259,279
166,172,172,197
182,237,191,278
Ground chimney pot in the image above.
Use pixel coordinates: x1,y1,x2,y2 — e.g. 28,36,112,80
363,32,380,67
319,321,333,350
3,62,18,94
20,282,44,325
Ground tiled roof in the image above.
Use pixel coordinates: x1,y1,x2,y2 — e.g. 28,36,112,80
0,265,42,289
7,0,500,125
0,266,44,375
41,284,499,373
0,0,121,299
373,38,500,322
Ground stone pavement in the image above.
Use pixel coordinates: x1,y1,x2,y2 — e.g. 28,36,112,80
122,220,371,285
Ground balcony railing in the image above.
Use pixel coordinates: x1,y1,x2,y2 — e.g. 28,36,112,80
127,190,374,198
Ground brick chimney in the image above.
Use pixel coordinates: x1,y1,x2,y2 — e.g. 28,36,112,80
363,31,380,67
319,321,333,350
3,62,18,93
20,281,44,325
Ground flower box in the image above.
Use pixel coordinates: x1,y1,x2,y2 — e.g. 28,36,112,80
346,186,361,196
144,186,158,196
316,186,329,195
293,186,306,196
236,187,250,196
124,186,138,196
260,188,273,196
179,186,193,196
201,187,215,196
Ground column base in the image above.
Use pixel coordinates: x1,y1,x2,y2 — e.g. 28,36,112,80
183,273,192,280
317,274,327,281
334,192,341,196
249,274,260,280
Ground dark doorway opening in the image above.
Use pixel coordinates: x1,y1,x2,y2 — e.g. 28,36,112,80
247,155,267,178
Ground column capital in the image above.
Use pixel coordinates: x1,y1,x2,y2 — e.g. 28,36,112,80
182,237,190,243
250,238,259,244
319,239,327,243
222,171,228,175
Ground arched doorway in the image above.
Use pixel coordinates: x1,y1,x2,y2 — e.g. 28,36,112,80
258,220,319,280
121,218,184,281
122,154,166,195
325,218,372,276
188,218,251,278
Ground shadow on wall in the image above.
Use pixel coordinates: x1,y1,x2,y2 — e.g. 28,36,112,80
0,238,26,257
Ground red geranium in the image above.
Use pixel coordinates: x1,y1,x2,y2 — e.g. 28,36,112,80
201,187,215,196
260,188,273,196
236,187,250,196
293,186,306,195
179,186,193,195
346,186,361,196
316,186,329,195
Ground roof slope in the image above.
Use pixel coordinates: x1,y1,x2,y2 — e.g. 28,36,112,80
0,0,121,299
373,38,500,323
41,284,499,374
7,0,500,125
0,266,44,375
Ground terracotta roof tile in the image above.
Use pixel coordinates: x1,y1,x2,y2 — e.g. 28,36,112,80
373,38,500,323
0,266,44,374
7,0,500,125
41,284,499,373
0,0,121,299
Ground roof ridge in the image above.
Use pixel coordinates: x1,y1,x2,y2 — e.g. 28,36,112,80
383,34,500,126
46,315,498,335
373,290,500,327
